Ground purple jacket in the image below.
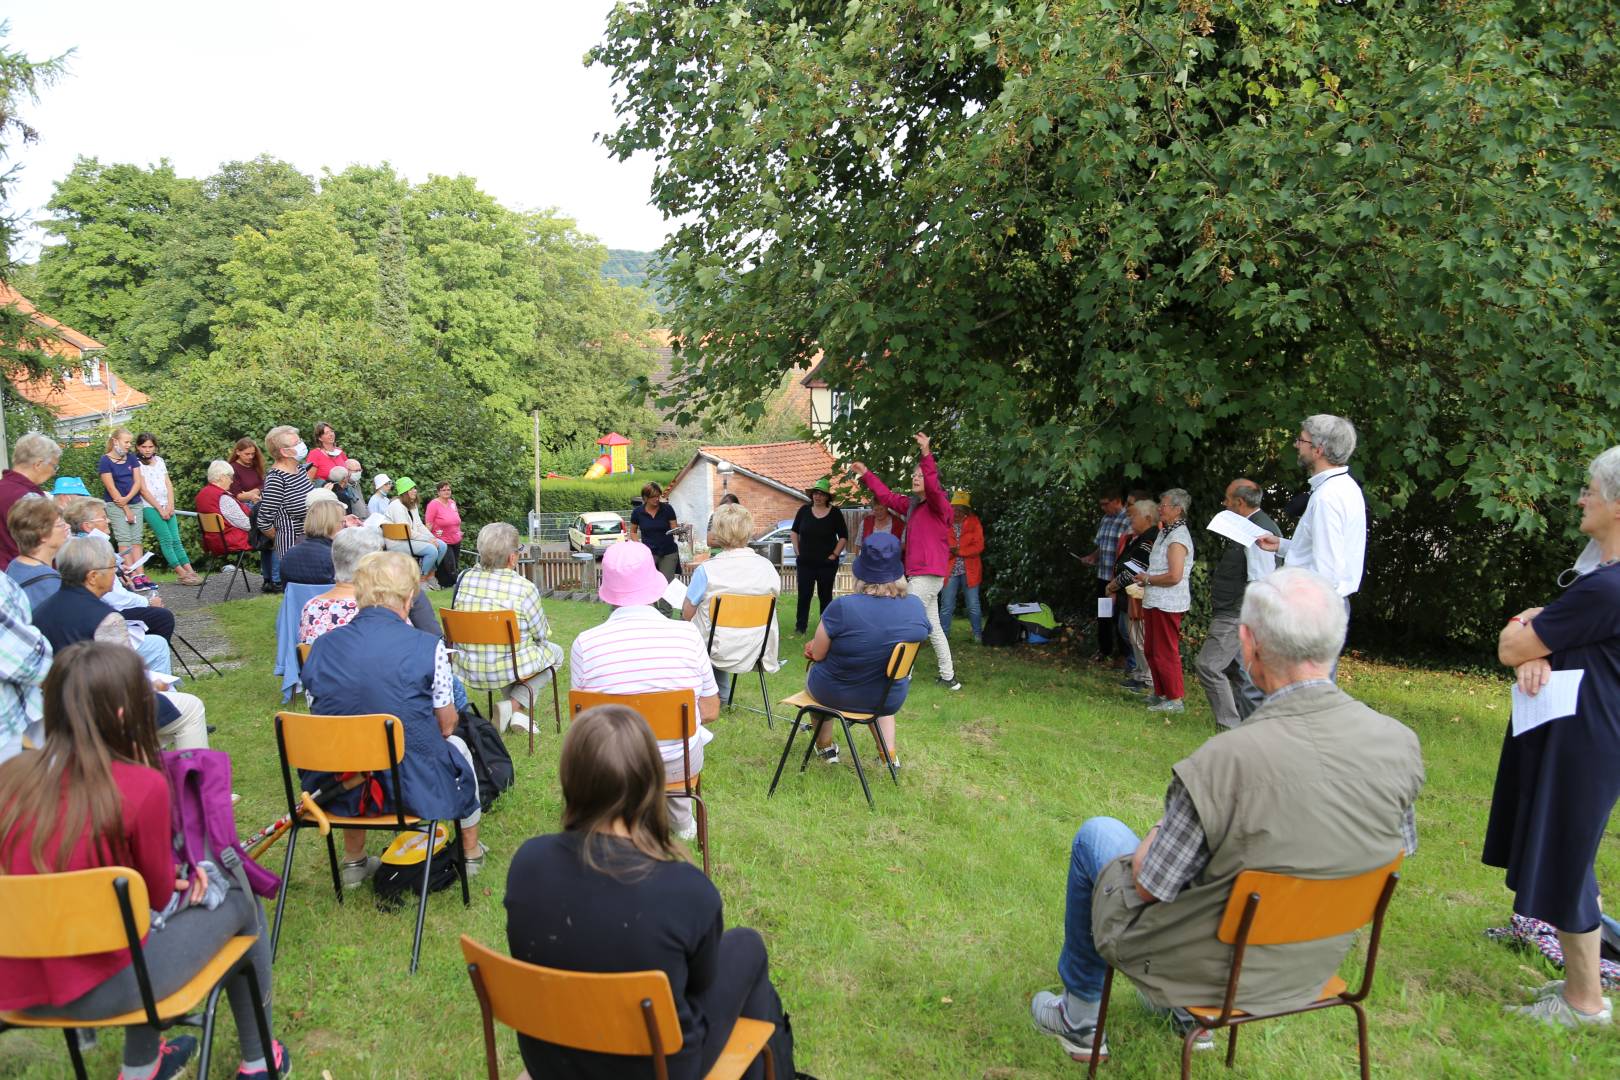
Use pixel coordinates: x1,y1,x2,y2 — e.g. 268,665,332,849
861,454,953,578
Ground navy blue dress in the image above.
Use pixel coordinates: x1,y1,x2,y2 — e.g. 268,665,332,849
1483,561,1620,932
806,593,931,714
632,502,679,557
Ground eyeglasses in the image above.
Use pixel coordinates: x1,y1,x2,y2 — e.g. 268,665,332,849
93,564,118,573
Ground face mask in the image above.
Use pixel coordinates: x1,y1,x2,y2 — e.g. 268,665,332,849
1559,540,1604,588
292,440,308,461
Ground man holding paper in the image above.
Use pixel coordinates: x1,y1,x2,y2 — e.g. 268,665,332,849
1254,414,1366,601
1484,445,1620,1030
1196,480,1278,729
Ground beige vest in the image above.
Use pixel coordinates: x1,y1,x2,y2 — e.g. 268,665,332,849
690,549,783,674
1093,683,1424,1011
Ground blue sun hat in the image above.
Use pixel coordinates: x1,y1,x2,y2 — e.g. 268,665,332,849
51,476,91,497
852,531,904,584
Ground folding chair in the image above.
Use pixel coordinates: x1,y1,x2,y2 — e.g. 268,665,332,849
269,712,470,974
380,522,425,567
705,593,777,729
460,935,773,1080
0,866,278,1080
171,631,222,680
767,640,921,807
195,512,251,601
569,689,709,875
1087,855,1404,1080
440,607,562,755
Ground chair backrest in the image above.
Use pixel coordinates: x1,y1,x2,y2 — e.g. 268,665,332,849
1218,854,1405,946
380,522,411,542
460,934,683,1055
296,643,311,668
275,711,406,774
708,593,774,629
198,512,226,536
886,640,923,681
0,867,150,958
440,608,521,648
569,689,693,744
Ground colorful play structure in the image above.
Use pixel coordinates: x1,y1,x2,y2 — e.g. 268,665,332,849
582,432,632,479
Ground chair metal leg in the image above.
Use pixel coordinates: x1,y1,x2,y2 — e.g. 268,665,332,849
62,1027,88,1080
175,633,221,677
243,952,279,1080
841,718,874,808
1351,1001,1370,1080
324,831,344,903
454,820,471,906
869,721,900,787
693,792,710,875
174,646,196,680
410,822,438,975
758,668,773,729
1088,966,1114,1080
798,716,828,774
270,826,301,960
767,709,807,796
523,682,537,757
1226,1020,1239,1067
196,982,224,1080
727,672,739,710
550,668,562,733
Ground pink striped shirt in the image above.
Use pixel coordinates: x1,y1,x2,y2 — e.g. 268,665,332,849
569,607,718,766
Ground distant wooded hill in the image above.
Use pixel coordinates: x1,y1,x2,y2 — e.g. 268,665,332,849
601,248,665,309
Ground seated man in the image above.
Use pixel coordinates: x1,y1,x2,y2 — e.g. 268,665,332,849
1028,568,1424,1062
301,551,486,885
451,522,563,734
0,572,50,762
280,499,343,585
570,541,719,841
30,536,208,750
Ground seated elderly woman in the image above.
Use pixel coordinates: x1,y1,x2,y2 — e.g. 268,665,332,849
451,522,564,735
280,499,345,586
301,551,487,885
383,477,447,585
681,503,782,706
5,496,71,608
301,527,450,647
802,532,930,768
195,459,255,555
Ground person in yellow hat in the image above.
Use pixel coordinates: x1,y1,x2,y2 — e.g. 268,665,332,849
940,490,985,642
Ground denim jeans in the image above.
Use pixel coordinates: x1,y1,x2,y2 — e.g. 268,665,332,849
939,572,982,638
1059,817,1140,1001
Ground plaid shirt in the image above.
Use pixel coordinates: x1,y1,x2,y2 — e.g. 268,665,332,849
1093,510,1131,580
450,568,556,691
0,573,50,758
1136,679,1419,902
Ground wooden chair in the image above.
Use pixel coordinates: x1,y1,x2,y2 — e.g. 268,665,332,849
768,640,922,807
380,522,426,567
704,594,778,729
440,607,562,755
0,866,278,1080
459,935,773,1080
196,512,251,601
1087,855,1405,1080
569,689,709,875
270,712,470,974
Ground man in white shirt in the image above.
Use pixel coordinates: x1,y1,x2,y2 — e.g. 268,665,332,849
570,540,719,840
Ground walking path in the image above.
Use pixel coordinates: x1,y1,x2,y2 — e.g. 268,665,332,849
152,564,267,676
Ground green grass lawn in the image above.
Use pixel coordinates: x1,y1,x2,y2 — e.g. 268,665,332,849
3,592,1617,1078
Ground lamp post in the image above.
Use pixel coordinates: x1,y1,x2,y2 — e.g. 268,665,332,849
717,459,733,500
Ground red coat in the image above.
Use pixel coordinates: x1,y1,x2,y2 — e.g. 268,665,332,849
952,513,985,588
195,483,252,554
861,511,906,547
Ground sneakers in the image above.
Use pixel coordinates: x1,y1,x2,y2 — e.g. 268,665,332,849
1506,990,1613,1028
506,712,533,735
238,1039,291,1078
936,676,962,691
1030,990,1106,1062
814,744,840,764
1147,699,1186,713
674,819,699,842
463,841,489,878
340,855,380,889
122,1035,198,1080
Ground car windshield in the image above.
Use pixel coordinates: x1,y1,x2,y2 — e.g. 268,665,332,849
591,519,623,535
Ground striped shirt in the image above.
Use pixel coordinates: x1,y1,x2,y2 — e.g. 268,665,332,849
569,606,717,769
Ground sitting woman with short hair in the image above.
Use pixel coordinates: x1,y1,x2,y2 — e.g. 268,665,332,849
681,503,781,705
195,459,254,557
279,499,345,586
802,531,930,769
450,522,562,734
505,704,796,1080
301,551,486,884
0,642,288,1080
5,496,71,608
299,526,383,644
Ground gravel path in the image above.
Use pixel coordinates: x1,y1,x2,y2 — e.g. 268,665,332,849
150,564,267,676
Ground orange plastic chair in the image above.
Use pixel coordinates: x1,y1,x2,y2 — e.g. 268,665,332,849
270,711,470,974
440,607,562,755
379,520,423,561
768,640,921,807
704,593,778,729
569,689,709,875
1087,855,1405,1080
460,934,774,1080
196,511,251,600
0,867,278,1079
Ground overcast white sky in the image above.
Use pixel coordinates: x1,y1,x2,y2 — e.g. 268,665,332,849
3,1,669,258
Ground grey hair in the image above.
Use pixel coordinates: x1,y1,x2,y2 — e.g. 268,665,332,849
1240,567,1347,666
1159,488,1191,515
328,465,349,483
477,522,521,569
265,424,297,451
206,459,234,487
1590,446,1620,503
12,433,61,469
332,526,384,583
1128,498,1157,523
1302,414,1357,465
58,534,115,588
1229,481,1263,509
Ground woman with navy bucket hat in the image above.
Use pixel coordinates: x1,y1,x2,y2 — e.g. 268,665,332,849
802,531,930,769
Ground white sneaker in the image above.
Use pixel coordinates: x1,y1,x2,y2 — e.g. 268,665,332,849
1506,991,1612,1028
674,820,698,842
493,700,514,731
506,712,532,734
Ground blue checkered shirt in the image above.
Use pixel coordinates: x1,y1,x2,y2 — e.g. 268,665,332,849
0,573,50,757
1093,510,1131,580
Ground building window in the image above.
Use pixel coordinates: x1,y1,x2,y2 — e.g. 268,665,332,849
829,390,856,424
82,359,101,385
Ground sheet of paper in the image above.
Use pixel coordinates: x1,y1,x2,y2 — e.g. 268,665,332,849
119,550,155,571
1006,602,1043,616
1097,597,1114,618
1121,559,1146,576
149,671,179,691
660,575,690,609
1511,669,1584,737
1206,510,1271,548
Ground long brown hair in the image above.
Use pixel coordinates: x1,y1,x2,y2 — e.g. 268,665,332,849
559,705,681,875
232,437,265,479
0,643,163,874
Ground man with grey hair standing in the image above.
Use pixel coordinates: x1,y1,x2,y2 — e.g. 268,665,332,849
1027,567,1423,1064
0,432,60,570
1195,479,1278,729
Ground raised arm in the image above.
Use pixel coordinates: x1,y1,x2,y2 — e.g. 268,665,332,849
851,462,909,517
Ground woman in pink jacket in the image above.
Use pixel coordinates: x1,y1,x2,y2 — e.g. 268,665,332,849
849,432,960,690
424,481,463,588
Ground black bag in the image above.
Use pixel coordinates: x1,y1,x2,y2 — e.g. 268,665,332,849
981,604,1027,647
454,703,515,813
372,825,461,909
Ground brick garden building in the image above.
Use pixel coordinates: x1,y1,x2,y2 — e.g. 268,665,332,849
665,441,840,547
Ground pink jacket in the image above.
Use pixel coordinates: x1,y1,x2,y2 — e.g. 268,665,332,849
861,453,953,578
425,497,463,545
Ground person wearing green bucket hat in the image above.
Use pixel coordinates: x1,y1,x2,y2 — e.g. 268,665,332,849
381,477,449,584
792,477,849,634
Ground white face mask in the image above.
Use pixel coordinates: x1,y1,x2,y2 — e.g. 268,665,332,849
292,440,308,462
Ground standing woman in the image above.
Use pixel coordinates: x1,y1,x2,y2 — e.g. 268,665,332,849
628,482,682,581
134,434,201,586
97,427,151,589
305,421,349,482
791,479,849,635
1488,446,1620,1028
257,425,312,594
1134,488,1194,714
425,481,463,588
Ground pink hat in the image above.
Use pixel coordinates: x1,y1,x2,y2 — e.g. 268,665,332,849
598,541,669,607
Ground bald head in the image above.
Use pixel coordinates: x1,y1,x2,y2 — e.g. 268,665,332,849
1226,478,1263,513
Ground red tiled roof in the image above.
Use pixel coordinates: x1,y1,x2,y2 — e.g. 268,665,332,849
0,284,148,422
698,441,834,493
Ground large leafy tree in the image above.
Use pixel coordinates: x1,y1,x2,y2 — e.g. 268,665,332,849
213,206,379,340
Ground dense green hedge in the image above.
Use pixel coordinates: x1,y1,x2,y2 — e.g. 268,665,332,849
537,472,676,516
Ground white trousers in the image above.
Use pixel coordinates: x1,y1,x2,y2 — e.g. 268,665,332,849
907,574,955,681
